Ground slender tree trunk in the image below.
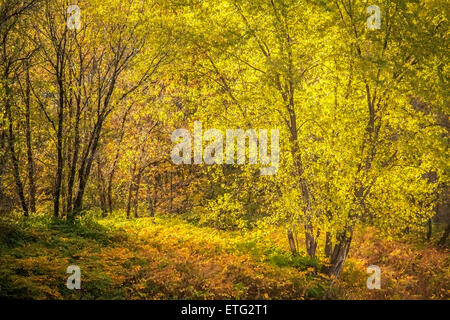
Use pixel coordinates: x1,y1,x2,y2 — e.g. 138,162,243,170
287,230,297,255
0,128,7,213
305,222,319,258
146,177,155,217
126,163,136,219
286,99,319,258
438,222,449,247
325,232,333,258
67,46,83,215
153,174,160,216
54,88,63,218
66,100,80,215
4,72,28,216
96,158,107,217
325,230,353,278
133,171,142,218
53,52,66,218
107,178,114,214
270,24,320,259
72,117,104,217
169,171,173,212
24,64,36,214
72,65,118,217
61,167,67,216
427,218,432,241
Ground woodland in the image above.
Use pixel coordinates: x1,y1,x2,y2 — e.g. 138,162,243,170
0,0,448,299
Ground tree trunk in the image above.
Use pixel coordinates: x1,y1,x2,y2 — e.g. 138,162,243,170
325,232,333,258
53,56,65,218
96,159,107,217
66,93,81,215
126,163,137,219
0,128,7,213
426,218,432,241
107,178,114,214
438,222,449,247
133,171,142,218
325,231,353,278
4,73,28,216
24,65,36,214
146,177,155,217
169,171,173,212
287,230,297,255
72,117,104,217
6,110,28,217
305,222,318,258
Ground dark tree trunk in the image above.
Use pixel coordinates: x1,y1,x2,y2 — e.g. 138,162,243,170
72,116,104,217
169,171,173,212
53,78,64,218
438,223,450,247
66,90,81,215
126,163,137,219
5,86,28,216
146,177,155,217
53,36,67,218
133,171,142,218
24,64,36,214
66,41,84,215
0,128,7,213
426,219,432,241
71,62,121,217
325,232,333,258
107,178,114,214
305,222,319,258
96,159,107,217
325,231,353,278
287,230,297,255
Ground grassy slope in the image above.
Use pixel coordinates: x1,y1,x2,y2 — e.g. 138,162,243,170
0,213,448,299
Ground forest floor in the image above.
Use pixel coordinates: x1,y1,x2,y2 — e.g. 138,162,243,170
0,213,448,300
